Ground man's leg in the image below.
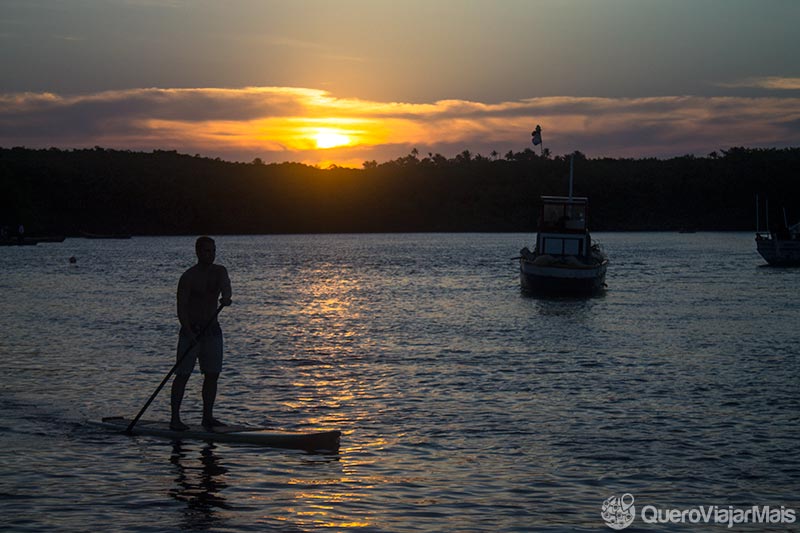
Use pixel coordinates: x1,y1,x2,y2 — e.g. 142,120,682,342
170,373,191,431
200,333,225,428
201,372,223,427
171,333,198,431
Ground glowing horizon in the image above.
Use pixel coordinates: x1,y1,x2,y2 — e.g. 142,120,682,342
1,84,799,168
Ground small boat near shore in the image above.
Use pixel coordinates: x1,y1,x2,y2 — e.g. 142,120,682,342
756,228,800,266
755,197,800,266
0,238,37,247
81,231,132,239
0,235,65,246
519,157,608,296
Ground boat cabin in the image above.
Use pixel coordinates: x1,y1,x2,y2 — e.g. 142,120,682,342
536,196,591,257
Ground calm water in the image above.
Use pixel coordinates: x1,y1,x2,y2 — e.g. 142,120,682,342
1,233,798,532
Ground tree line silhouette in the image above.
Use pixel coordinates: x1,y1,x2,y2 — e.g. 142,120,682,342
1,146,798,236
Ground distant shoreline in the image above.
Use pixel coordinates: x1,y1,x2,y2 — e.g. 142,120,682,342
2,146,797,236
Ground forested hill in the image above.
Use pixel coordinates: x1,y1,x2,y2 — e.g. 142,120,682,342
2,146,799,236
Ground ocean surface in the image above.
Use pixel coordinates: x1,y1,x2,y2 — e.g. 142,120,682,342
1,233,798,532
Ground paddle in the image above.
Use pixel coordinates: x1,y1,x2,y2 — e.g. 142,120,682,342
125,303,225,435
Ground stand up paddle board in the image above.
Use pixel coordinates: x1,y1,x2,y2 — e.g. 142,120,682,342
96,416,341,452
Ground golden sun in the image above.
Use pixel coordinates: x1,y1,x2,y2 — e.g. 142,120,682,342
314,130,351,149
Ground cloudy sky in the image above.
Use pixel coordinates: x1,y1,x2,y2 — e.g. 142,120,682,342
1,0,798,167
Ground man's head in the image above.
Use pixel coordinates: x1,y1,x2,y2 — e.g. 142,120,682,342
195,236,216,265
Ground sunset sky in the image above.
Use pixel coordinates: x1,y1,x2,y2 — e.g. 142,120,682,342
1,0,798,167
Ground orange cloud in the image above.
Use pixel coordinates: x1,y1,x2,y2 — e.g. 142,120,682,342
0,87,799,167
718,77,800,90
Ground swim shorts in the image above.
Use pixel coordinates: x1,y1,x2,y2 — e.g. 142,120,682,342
175,330,223,375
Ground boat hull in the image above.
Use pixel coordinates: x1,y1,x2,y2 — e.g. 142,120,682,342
520,258,607,296
756,237,800,266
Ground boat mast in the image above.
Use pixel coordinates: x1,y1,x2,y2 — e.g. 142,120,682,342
569,154,574,200
756,194,760,232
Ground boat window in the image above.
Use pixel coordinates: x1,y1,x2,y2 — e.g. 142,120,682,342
563,239,581,255
543,205,563,226
564,205,586,230
543,238,560,255
541,201,588,230
542,237,584,256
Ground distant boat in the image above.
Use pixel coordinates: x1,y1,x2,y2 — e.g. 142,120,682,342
519,157,608,295
33,235,66,243
0,235,65,246
81,231,132,239
755,196,800,266
0,238,37,247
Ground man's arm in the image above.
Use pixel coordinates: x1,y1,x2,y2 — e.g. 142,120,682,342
176,272,195,338
219,266,232,306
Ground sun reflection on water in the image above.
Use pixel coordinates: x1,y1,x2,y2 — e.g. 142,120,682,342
243,265,402,529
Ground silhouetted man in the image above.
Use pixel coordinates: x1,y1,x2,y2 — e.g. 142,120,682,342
171,236,232,431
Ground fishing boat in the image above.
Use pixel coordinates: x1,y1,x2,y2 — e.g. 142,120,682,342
755,196,800,266
519,158,608,295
